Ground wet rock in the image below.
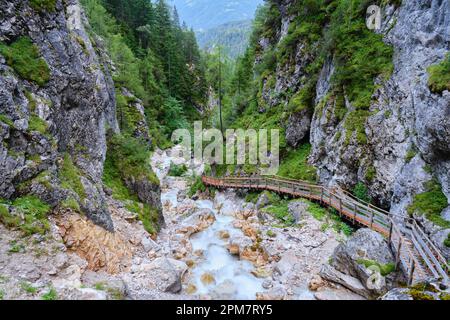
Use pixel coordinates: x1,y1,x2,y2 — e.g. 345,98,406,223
210,280,237,299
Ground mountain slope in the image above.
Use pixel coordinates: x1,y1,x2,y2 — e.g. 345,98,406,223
197,20,253,58
169,0,263,30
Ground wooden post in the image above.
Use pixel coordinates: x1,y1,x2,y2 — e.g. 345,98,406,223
339,199,343,215
395,240,402,269
353,204,357,223
320,188,324,204
388,222,393,243
408,260,416,286
370,212,374,229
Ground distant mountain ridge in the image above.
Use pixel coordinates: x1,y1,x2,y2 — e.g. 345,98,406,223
197,20,253,58
169,0,263,31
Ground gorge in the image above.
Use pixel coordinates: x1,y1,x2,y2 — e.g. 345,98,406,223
0,0,449,301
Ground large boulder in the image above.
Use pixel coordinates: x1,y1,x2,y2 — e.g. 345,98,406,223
140,258,188,293
325,229,396,297
287,200,309,224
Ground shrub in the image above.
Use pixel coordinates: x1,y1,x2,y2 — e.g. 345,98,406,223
168,162,188,177
30,0,57,12
0,37,50,86
427,53,450,94
444,234,450,248
353,182,371,203
188,176,206,198
263,201,295,227
407,179,449,228
277,144,317,182
0,114,14,127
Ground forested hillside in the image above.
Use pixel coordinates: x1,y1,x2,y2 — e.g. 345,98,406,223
83,0,207,145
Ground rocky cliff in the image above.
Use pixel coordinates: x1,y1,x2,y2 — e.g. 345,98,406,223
250,0,449,253
0,0,162,232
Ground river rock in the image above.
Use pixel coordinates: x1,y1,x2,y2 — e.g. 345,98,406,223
141,258,188,293
288,200,309,224
319,264,369,298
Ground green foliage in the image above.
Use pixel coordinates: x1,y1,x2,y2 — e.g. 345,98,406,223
41,287,58,300
303,200,354,235
28,115,48,135
427,53,450,94
59,154,86,201
20,281,38,294
60,197,81,212
0,196,51,236
353,182,371,203
0,114,14,127
365,166,376,182
405,148,417,163
29,0,57,12
245,192,260,204
444,233,450,248
263,201,295,227
188,176,206,198
407,179,449,228
103,134,160,235
305,201,327,221
357,259,396,276
277,144,317,182
288,83,316,113
168,162,188,177
0,37,50,86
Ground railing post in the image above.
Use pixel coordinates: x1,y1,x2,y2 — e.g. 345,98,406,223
388,222,393,243
339,199,343,215
395,239,402,270
408,260,416,286
320,188,324,204
353,204,357,224
370,212,374,229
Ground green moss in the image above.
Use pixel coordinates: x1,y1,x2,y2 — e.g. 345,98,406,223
266,230,277,238
407,179,449,228
245,192,260,204
28,115,48,135
305,200,327,221
59,153,86,201
0,114,14,127
357,259,396,276
168,162,188,177
0,37,50,86
440,293,450,300
277,144,317,182
427,53,450,94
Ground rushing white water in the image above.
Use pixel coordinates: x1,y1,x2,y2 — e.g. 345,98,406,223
189,200,264,299
152,147,265,300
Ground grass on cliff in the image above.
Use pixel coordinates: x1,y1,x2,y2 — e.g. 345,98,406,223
427,53,450,94
277,144,317,182
0,37,50,86
58,153,86,201
168,162,188,177
407,179,449,229
30,0,57,12
0,196,51,236
103,134,160,235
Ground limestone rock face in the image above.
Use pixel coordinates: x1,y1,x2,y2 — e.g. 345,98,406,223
0,0,119,230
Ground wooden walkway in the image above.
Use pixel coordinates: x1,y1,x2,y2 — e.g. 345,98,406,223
202,175,450,285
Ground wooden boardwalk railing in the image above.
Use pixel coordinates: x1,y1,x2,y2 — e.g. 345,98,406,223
202,175,450,285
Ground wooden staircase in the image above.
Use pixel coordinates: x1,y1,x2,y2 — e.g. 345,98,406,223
202,175,450,285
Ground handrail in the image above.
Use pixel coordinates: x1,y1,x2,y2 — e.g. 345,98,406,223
202,175,450,285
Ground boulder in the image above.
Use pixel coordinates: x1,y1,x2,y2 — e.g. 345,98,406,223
288,200,309,224
330,228,395,296
379,288,413,300
141,258,188,293
319,264,370,298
